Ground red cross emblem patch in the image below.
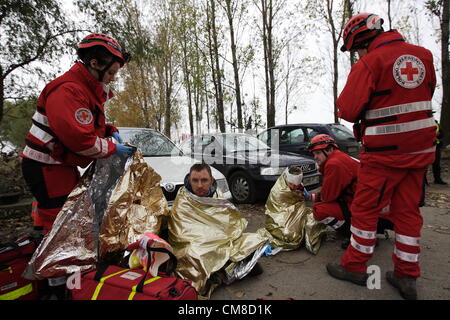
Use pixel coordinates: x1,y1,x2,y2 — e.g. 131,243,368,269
75,108,93,125
392,55,426,89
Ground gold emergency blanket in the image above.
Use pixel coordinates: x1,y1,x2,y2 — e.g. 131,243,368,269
98,150,169,259
168,187,268,299
258,172,326,254
23,150,168,280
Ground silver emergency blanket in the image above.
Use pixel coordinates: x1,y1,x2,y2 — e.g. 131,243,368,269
168,187,269,299
23,150,168,280
258,171,327,254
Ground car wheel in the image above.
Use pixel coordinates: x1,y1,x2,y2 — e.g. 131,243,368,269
229,171,256,204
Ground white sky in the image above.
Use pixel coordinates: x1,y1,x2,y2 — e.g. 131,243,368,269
36,0,446,137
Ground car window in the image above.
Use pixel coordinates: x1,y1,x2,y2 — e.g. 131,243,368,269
330,124,354,140
258,131,269,144
279,128,305,144
179,137,192,154
305,128,321,141
120,129,179,156
222,135,270,153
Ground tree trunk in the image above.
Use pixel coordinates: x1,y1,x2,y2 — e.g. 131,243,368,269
261,0,275,128
182,43,194,135
387,0,393,30
164,64,172,138
0,68,4,124
439,0,450,146
326,0,340,123
344,0,357,65
208,0,225,133
224,0,243,131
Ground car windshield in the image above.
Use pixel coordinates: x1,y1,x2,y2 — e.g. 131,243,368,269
221,134,271,153
329,124,355,140
119,129,180,157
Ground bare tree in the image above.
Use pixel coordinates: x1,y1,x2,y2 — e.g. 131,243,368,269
206,0,226,132
218,0,246,131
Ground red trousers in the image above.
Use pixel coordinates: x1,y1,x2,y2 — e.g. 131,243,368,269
313,202,348,233
22,158,79,235
341,164,424,278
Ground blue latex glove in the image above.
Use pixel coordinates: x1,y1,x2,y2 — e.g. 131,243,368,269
112,131,123,143
303,188,310,201
115,144,136,156
263,245,273,257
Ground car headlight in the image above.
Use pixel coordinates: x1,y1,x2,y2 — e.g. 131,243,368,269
260,167,286,175
216,178,230,193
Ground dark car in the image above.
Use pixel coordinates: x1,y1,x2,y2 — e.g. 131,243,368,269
178,133,321,204
257,123,361,159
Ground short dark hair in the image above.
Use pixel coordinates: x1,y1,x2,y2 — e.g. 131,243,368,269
325,144,337,152
77,45,119,68
189,163,212,178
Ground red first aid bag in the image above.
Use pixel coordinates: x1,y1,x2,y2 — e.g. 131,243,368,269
0,236,41,300
70,247,197,300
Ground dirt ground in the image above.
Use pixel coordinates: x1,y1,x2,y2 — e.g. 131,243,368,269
1,156,450,300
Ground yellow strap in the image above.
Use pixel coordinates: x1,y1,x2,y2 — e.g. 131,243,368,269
91,269,129,300
0,283,33,300
127,276,161,300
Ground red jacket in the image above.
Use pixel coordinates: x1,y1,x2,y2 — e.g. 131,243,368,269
337,30,436,169
21,62,117,167
314,150,359,208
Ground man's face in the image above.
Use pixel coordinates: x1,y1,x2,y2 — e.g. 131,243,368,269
312,149,329,167
189,169,213,197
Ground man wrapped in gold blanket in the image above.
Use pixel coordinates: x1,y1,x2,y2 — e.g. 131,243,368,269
168,163,269,299
258,165,327,253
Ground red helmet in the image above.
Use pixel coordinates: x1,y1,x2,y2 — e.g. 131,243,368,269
341,13,384,52
307,134,338,152
77,33,130,66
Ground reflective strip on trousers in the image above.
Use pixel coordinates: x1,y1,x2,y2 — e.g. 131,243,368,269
127,276,161,300
350,235,375,254
396,234,420,246
32,111,49,126
29,124,53,143
319,217,335,225
351,225,377,239
22,146,61,164
332,220,346,230
0,283,33,300
365,118,435,136
91,269,129,300
319,217,345,230
407,146,436,155
394,246,419,262
365,101,431,120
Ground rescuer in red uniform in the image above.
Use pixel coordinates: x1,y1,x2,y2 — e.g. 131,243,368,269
20,34,135,299
325,13,437,300
305,134,393,249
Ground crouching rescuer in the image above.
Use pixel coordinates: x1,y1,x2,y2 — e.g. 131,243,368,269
20,33,133,299
326,13,437,300
305,134,394,249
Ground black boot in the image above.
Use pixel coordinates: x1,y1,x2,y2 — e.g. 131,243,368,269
386,271,417,300
434,179,447,185
326,263,368,286
247,262,264,277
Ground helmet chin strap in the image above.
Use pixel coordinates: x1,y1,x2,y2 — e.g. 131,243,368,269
89,59,115,82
